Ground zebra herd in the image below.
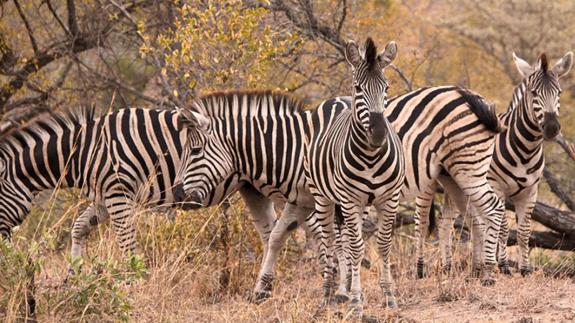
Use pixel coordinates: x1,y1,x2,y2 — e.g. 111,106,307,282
0,37,572,315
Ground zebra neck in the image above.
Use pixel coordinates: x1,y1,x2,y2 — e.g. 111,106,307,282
503,82,544,159
349,114,385,157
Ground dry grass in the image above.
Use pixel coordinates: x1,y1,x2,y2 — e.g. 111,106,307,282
2,196,575,322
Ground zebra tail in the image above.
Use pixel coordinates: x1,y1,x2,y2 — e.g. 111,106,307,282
428,198,436,236
457,88,505,133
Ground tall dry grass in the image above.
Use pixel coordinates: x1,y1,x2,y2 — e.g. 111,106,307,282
2,189,575,322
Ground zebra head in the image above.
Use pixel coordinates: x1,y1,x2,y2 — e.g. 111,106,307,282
176,107,235,209
0,154,32,239
513,51,573,140
345,37,397,148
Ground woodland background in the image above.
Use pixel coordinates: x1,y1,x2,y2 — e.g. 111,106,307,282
2,1,575,322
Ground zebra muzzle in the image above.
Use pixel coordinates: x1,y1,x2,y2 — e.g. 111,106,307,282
368,112,387,147
542,112,561,140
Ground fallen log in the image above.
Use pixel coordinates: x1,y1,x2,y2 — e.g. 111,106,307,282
506,201,575,238
506,229,575,251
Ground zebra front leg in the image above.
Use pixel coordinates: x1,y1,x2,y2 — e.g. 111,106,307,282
309,197,337,306
105,195,138,256
333,217,351,304
375,198,400,308
69,203,109,274
511,188,537,276
252,202,309,303
240,186,277,271
340,202,365,316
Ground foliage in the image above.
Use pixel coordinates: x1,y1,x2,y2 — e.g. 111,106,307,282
145,0,302,97
41,255,146,322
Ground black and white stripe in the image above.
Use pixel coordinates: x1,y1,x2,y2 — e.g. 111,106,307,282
0,108,218,262
432,51,573,276
304,38,404,309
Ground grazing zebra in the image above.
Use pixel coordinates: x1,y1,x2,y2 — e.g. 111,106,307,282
304,38,404,310
0,107,240,262
423,51,573,276
178,81,504,302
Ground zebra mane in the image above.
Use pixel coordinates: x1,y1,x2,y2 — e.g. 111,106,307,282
364,37,378,70
0,106,96,148
193,89,309,116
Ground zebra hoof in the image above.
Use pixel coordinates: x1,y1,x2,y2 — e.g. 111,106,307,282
520,267,533,277
416,262,425,279
250,290,272,304
383,291,397,308
480,277,496,286
333,293,350,304
499,266,512,276
361,314,379,323
361,257,371,269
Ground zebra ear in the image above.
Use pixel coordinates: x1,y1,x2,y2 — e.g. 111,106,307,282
378,41,397,69
513,52,535,78
179,109,210,132
345,40,362,68
552,52,573,78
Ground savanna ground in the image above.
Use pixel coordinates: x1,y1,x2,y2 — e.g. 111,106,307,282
2,1,575,322
3,190,575,322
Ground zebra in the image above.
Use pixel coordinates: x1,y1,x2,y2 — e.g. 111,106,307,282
419,51,573,277
303,38,404,310
177,84,504,303
0,107,240,264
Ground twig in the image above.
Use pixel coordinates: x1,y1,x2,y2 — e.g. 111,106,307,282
13,0,39,54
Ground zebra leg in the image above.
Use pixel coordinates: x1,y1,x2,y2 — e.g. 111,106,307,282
439,175,503,285
497,211,512,275
375,198,400,308
69,203,109,274
511,187,537,276
469,208,485,277
438,194,457,273
458,187,502,285
252,202,311,303
333,214,351,304
309,196,337,306
104,195,138,256
340,202,365,315
239,186,277,268
414,184,436,278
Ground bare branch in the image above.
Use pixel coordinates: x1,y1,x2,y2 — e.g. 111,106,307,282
388,64,413,92
13,0,39,54
46,0,70,35
543,167,575,212
66,0,79,37
556,133,575,162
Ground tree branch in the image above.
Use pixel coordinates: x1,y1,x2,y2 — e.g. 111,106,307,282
543,167,575,212
13,0,39,54
556,133,575,162
66,0,79,38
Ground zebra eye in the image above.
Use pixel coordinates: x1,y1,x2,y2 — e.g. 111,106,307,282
189,146,203,155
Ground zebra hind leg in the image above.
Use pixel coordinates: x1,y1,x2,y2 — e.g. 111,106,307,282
69,203,109,275
497,213,512,275
414,185,436,279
